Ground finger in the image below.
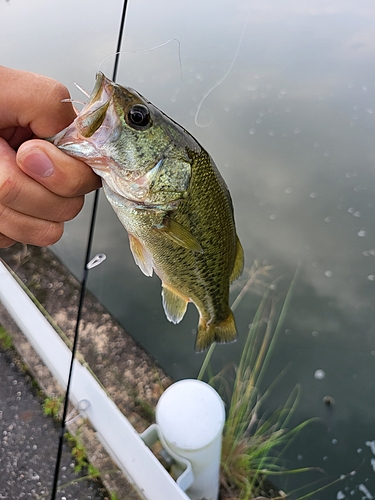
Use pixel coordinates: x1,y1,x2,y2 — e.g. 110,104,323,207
0,233,16,248
0,203,64,246
0,126,34,149
0,138,84,222
0,65,77,137
17,139,101,198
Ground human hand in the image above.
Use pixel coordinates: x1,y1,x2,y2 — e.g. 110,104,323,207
0,66,101,248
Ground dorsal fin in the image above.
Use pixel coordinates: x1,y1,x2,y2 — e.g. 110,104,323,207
230,236,244,284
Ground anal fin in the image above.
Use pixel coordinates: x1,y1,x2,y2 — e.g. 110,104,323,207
162,283,189,324
128,234,153,277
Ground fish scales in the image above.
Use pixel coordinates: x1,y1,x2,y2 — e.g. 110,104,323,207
137,149,236,317
49,72,244,351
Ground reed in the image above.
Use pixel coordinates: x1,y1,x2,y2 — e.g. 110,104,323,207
199,266,317,499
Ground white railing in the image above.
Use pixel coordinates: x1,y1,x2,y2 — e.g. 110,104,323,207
0,261,223,500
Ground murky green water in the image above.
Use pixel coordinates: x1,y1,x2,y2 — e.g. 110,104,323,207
2,0,375,497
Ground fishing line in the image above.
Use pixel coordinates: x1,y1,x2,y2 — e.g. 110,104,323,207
194,9,250,128
50,1,129,498
97,37,183,82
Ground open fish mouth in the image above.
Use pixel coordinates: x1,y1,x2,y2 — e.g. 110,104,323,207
48,72,121,167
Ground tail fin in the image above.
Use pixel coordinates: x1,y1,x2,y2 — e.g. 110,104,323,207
194,310,237,352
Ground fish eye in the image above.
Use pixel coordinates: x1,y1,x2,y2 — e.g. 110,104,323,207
127,104,151,129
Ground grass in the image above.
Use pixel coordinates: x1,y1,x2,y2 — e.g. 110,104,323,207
0,325,13,350
66,431,100,476
43,396,63,420
198,265,318,499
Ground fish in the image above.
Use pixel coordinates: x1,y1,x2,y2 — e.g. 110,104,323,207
49,72,244,351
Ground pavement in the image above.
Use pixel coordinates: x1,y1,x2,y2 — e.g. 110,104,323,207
0,345,109,500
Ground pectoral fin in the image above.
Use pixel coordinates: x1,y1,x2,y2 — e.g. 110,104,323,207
161,283,189,324
230,236,244,284
154,216,203,253
128,234,153,277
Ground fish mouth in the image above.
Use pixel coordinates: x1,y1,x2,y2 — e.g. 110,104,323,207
48,72,120,166
75,72,114,138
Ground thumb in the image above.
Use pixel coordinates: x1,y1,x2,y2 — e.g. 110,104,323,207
17,139,101,197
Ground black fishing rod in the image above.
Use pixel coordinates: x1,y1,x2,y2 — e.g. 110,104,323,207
50,1,129,498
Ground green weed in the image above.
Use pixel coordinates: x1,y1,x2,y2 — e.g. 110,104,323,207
0,325,13,350
66,432,100,476
42,396,63,420
199,266,318,499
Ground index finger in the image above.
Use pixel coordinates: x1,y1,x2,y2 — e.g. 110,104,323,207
0,65,76,137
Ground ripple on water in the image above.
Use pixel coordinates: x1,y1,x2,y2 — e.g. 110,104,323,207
314,369,325,380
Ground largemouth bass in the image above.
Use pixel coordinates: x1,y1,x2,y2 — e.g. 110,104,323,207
50,72,244,351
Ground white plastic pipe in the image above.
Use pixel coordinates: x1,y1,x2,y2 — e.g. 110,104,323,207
156,379,225,500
